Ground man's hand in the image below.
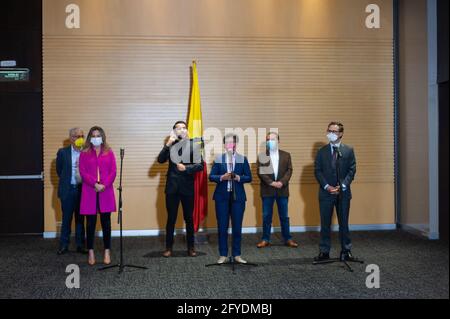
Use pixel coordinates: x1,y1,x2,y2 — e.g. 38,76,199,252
233,174,240,182
271,181,283,189
95,183,105,193
326,185,340,194
177,163,186,172
166,130,178,147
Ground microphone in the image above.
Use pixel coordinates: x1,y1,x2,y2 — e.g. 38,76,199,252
120,148,125,158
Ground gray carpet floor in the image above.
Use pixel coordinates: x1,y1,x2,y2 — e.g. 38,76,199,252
0,230,448,299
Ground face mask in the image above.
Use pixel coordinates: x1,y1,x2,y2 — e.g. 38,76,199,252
74,137,85,148
91,137,103,147
225,143,235,152
327,133,339,143
266,140,278,151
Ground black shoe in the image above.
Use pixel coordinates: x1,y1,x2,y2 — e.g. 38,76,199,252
57,247,69,255
314,252,330,261
76,247,88,254
340,251,356,261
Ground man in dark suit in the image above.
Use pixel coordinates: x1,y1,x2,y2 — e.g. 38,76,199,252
314,122,356,261
158,121,204,257
56,127,87,255
256,132,298,248
209,133,252,264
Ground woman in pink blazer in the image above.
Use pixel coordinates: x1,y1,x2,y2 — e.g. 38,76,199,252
79,126,116,266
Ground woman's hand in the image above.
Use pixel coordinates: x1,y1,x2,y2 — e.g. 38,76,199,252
220,172,232,181
95,183,105,192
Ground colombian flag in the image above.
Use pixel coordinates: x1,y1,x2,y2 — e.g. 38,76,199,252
188,61,208,232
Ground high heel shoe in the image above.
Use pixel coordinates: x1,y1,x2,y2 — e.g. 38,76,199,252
88,250,96,266
103,249,111,265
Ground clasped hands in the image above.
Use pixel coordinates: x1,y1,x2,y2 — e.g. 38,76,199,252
221,172,240,182
326,185,341,195
95,183,106,193
270,181,283,189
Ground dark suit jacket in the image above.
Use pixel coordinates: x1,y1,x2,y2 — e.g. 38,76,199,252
314,143,356,200
158,139,204,196
56,146,75,200
257,149,293,197
209,153,252,202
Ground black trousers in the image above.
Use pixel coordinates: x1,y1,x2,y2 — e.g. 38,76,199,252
165,193,195,249
319,194,352,254
86,193,111,250
86,213,111,250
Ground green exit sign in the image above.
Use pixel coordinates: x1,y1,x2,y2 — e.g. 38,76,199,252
0,68,30,82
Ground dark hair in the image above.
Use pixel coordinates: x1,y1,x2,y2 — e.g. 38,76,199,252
266,131,280,141
328,121,344,133
173,121,187,129
223,133,239,144
83,126,111,152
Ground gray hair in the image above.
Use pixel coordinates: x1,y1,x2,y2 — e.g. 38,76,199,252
69,127,82,137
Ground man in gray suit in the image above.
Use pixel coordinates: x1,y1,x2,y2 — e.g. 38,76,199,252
314,122,356,261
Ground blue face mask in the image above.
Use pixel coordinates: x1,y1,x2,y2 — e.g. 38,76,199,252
266,140,278,151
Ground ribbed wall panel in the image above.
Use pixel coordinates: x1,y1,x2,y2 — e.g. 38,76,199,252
44,36,393,188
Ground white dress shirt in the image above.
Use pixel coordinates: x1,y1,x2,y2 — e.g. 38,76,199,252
71,145,82,185
269,149,279,181
225,152,236,192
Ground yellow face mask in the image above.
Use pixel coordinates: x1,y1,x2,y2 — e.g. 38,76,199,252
74,137,85,148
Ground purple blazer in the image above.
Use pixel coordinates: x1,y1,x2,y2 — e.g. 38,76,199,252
79,147,117,215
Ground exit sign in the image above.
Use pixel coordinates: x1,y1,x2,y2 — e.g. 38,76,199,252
0,68,30,82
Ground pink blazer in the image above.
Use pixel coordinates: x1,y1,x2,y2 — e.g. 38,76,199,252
79,147,117,215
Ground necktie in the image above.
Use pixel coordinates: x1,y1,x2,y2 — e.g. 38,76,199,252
332,146,338,168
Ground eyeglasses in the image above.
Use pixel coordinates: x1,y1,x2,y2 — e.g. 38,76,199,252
327,130,341,134
72,135,84,138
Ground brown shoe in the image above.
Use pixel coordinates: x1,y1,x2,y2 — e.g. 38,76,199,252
162,249,172,258
188,248,197,257
285,239,298,248
256,240,270,248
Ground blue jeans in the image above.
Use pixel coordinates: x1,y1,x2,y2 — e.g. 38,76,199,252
262,196,292,243
59,185,85,249
215,195,245,257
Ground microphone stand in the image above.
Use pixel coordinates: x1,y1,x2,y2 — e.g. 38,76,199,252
206,153,257,273
312,146,363,272
99,148,148,274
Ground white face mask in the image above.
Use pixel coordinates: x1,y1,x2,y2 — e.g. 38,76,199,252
91,137,103,147
327,133,339,143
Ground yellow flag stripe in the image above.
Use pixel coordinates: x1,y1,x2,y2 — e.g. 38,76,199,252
188,61,203,139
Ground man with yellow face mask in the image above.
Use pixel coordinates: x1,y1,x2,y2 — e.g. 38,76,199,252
56,127,87,255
